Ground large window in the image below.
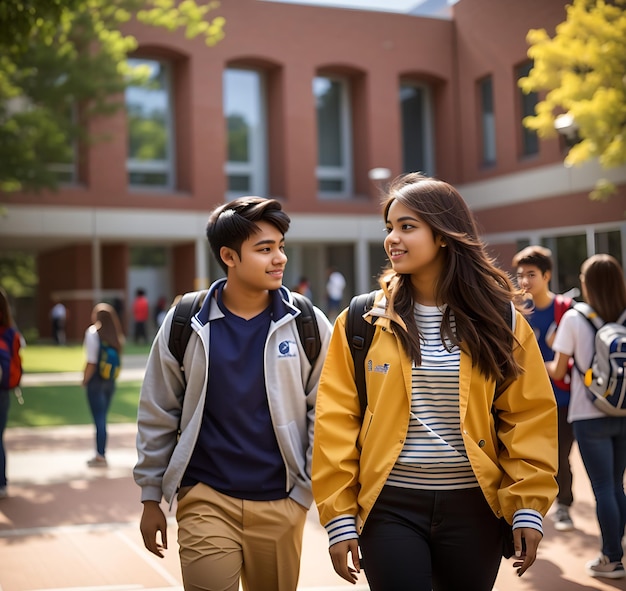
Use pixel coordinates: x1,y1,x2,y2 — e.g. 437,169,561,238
314,76,352,197
224,68,267,197
126,59,175,189
478,75,496,167
400,82,435,176
516,62,539,157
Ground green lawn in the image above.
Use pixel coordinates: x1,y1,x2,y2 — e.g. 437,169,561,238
21,343,151,373
9,343,150,428
8,381,143,428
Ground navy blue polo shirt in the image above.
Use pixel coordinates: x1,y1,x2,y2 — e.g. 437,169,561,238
181,285,288,500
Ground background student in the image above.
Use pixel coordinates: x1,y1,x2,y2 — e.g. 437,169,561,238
312,173,558,591
134,197,332,591
512,245,575,531
547,254,626,579
82,303,124,468
0,287,23,499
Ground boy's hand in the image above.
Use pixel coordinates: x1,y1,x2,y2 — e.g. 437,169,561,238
140,501,168,557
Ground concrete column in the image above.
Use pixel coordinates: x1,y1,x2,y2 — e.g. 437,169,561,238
195,237,209,290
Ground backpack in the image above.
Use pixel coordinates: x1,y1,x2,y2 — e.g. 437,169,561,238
573,302,626,417
168,290,321,375
551,294,573,391
98,339,121,380
346,291,516,419
0,327,22,390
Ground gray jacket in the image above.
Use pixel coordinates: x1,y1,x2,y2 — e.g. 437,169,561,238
133,279,332,509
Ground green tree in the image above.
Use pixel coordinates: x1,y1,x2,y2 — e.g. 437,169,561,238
519,0,626,200
0,0,224,194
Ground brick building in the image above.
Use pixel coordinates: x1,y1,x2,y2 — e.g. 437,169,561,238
1,0,624,341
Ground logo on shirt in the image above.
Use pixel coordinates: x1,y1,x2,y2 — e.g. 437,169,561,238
374,363,390,374
278,340,297,358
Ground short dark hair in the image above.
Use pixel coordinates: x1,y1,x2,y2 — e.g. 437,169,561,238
206,197,290,273
512,245,553,275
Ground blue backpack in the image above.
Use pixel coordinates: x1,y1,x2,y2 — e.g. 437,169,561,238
98,339,121,381
574,302,626,417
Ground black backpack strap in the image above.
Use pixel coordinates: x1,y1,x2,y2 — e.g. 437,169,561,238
168,290,208,369
291,292,321,366
346,290,377,419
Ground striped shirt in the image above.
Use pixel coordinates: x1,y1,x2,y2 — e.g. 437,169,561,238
387,303,478,490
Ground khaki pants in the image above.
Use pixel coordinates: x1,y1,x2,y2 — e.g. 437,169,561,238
176,483,307,591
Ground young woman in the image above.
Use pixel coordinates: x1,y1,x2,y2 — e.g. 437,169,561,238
547,254,626,579
82,302,125,468
312,173,558,591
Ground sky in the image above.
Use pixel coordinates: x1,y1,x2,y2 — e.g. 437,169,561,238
262,0,457,14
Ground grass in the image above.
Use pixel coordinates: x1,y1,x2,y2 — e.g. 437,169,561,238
9,343,150,428
8,381,143,428
21,343,152,373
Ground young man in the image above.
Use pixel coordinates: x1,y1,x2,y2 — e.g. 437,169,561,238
134,197,332,591
513,245,575,532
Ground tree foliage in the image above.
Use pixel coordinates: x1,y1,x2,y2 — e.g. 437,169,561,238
0,0,225,194
519,0,626,200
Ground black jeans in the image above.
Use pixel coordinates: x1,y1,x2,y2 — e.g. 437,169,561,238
359,485,502,591
556,405,575,506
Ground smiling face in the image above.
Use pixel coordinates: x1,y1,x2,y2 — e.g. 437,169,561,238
220,220,287,293
384,199,446,282
516,264,550,299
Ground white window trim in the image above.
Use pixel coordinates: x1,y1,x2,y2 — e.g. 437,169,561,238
316,76,353,199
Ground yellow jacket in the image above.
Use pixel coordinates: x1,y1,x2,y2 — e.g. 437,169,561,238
312,293,558,533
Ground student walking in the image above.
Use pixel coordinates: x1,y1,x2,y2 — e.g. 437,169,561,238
134,197,332,591
132,288,150,344
0,287,23,499
312,173,558,591
547,254,626,579
82,303,124,468
513,245,575,531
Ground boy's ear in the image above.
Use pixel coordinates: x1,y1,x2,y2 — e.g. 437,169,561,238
544,270,552,283
220,246,239,268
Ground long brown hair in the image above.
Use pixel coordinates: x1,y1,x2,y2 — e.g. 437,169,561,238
379,173,521,383
92,303,125,351
581,254,626,322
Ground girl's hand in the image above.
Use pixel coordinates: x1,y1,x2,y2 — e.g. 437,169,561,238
512,527,542,577
329,539,361,584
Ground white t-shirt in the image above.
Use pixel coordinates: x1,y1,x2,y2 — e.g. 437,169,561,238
83,325,100,364
326,271,346,300
552,308,606,422
51,303,66,320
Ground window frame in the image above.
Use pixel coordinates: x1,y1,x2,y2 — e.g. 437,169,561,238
399,80,435,176
224,67,268,198
126,58,176,191
314,75,353,199
478,75,496,167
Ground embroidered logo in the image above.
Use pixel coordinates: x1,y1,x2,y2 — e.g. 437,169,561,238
374,363,390,374
278,340,297,358
367,359,373,372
